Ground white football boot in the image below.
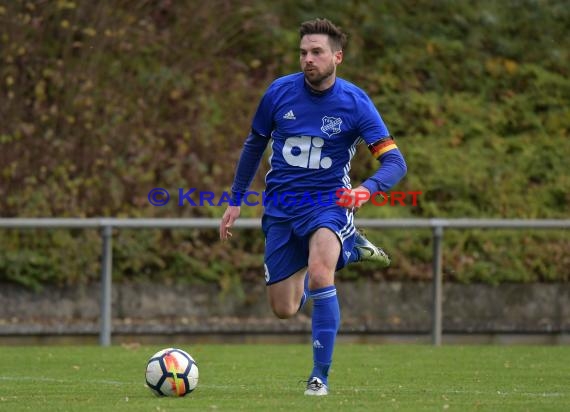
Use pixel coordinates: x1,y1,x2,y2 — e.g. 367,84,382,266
304,377,329,396
354,231,391,268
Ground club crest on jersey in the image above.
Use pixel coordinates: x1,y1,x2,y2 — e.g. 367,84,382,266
321,116,343,137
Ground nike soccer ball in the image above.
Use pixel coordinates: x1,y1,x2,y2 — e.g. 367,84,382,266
145,348,199,397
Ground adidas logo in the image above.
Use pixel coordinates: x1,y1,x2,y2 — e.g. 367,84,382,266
283,110,296,120
313,339,324,349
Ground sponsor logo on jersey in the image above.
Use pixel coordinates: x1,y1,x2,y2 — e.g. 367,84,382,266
282,136,332,169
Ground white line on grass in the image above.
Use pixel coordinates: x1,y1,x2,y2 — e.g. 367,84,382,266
1,376,565,398
0,376,230,390
446,389,564,398
0,376,125,386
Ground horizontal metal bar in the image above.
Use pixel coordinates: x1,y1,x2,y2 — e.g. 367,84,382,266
0,218,569,230
0,218,259,229
354,218,570,229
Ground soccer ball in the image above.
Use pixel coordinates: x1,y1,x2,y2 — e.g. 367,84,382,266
145,348,199,397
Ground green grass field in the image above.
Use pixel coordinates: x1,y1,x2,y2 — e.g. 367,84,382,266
0,344,568,411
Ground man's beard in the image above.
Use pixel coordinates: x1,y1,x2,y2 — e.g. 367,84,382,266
304,63,335,89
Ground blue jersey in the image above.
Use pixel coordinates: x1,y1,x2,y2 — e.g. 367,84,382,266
251,73,390,217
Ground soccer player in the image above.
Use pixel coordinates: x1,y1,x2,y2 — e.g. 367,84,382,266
219,18,407,396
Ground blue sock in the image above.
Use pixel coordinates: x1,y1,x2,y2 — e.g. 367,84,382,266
346,247,360,264
309,286,340,386
297,272,309,312
346,234,360,264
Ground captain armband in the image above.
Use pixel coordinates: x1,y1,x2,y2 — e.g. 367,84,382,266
368,136,398,159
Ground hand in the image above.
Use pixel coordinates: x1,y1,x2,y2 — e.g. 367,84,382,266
219,205,241,240
336,186,371,211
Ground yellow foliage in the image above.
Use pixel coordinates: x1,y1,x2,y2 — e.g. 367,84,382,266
504,59,518,74
57,1,76,10
34,80,46,102
83,27,97,37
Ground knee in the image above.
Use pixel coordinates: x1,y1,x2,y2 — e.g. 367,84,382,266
270,301,298,319
308,262,334,290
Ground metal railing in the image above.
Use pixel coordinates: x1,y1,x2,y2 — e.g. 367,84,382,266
1,218,569,346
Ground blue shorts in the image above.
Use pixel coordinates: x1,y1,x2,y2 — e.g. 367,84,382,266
261,206,356,285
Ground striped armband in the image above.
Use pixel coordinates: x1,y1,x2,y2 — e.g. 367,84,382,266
368,136,398,158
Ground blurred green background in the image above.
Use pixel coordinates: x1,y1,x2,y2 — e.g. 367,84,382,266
0,0,568,289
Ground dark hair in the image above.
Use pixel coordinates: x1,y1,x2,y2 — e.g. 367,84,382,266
299,18,347,51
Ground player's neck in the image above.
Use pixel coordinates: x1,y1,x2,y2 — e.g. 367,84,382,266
304,78,336,95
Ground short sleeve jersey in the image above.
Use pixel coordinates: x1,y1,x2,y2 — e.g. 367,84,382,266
252,72,389,217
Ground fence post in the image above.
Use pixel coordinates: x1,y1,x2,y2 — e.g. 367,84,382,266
100,225,113,346
432,225,444,346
